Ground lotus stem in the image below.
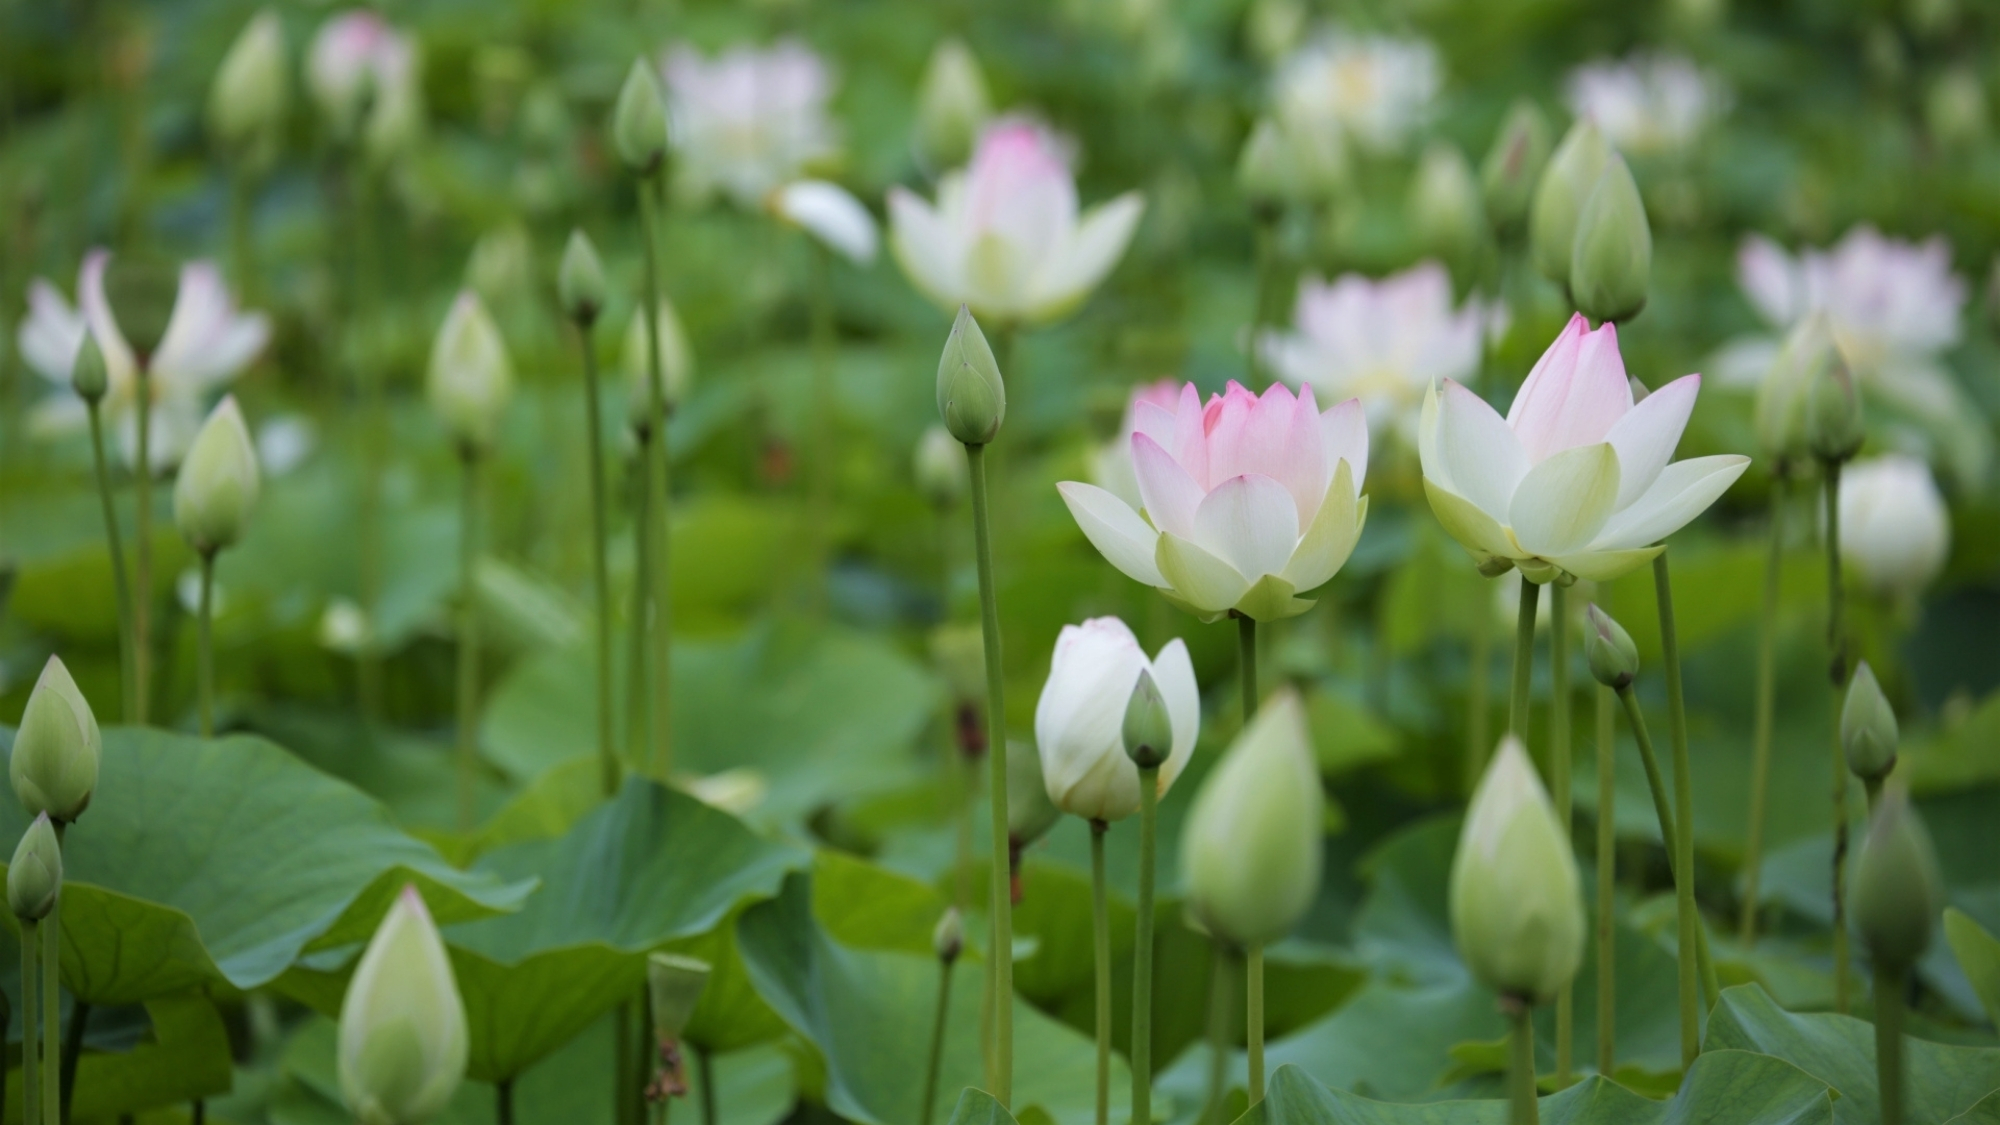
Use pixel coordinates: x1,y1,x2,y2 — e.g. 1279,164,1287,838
1651,553,1700,1070
133,363,152,723
228,166,254,304
1235,613,1267,1103
1741,479,1785,946
1876,964,1905,1125
455,448,481,832
44,901,61,1124
920,957,953,1125
1467,581,1492,794
197,552,215,737
85,401,135,721
22,916,39,1125
1132,762,1159,1125
496,1078,514,1125
640,176,675,782
577,317,618,798
807,239,836,617
1594,684,1616,1077
698,1045,716,1125
1203,943,1233,1125
351,167,385,728
1510,578,1538,738
1864,775,1883,814
966,442,1012,1106
1823,460,1851,1014
627,435,655,771
1550,583,1572,1088
1092,819,1111,1125
1506,996,1538,1125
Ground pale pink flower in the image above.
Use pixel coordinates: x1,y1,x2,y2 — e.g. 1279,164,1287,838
1059,381,1369,622
307,10,419,150
888,119,1144,325
1089,379,1185,510
662,40,839,208
1273,31,1439,152
1419,313,1748,583
1565,53,1727,158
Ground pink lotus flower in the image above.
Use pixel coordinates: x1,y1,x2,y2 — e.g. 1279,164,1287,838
1089,379,1185,509
888,120,1144,326
1419,313,1749,583
307,10,420,150
1059,381,1369,622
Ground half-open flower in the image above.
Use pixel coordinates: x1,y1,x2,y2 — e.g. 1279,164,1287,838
1034,617,1199,823
1058,380,1369,622
1418,313,1748,583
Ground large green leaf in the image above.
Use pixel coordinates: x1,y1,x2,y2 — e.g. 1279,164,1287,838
0,991,233,1124
947,1086,1021,1125
1947,908,2000,1029
0,728,531,1005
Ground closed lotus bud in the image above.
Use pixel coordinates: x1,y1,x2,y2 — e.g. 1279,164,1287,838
935,305,1004,445
558,230,607,326
1237,118,1291,206
427,291,514,452
1569,155,1651,324
1839,455,1951,599
913,39,992,173
932,908,964,964
1450,737,1585,1003
1841,661,1899,782
104,255,181,361
1850,787,1943,973
1181,689,1322,947
622,299,695,425
646,953,710,1044
1584,603,1639,690
1007,739,1060,846
7,814,61,923
175,396,262,556
1529,119,1609,289
209,10,289,164
1755,314,1841,467
612,59,668,175
1039,620,1197,821
338,886,467,1125
10,656,101,823
72,334,109,403
1121,669,1175,771
1409,142,1486,288
914,424,965,506
1806,348,1865,463
1480,99,1552,236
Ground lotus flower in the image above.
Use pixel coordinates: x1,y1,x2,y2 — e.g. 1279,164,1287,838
1419,313,1748,583
1034,617,1199,823
307,10,421,158
1058,380,1369,622
1089,379,1185,509
1272,31,1439,152
887,120,1144,326
1564,53,1727,158
662,40,839,209
1838,454,1951,599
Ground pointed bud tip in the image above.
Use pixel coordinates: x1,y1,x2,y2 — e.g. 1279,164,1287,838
935,306,1005,445
1852,787,1943,973
558,230,607,325
1584,603,1639,690
1122,669,1174,770
1841,661,1899,781
1569,154,1652,324
932,908,964,963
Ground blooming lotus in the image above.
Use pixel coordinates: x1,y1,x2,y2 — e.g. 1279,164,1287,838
1838,454,1951,599
1089,379,1183,510
1034,617,1199,823
1419,313,1748,584
1272,31,1439,152
1564,53,1727,158
1260,262,1493,445
1058,380,1369,622
307,10,421,158
888,120,1144,326
662,40,839,209
17,251,270,473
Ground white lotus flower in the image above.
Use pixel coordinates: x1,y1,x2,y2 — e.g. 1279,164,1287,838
1564,53,1727,158
1419,313,1750,583
662,40,839,209
1272,31,1440,152
770,179,879,265
1034,617,1199,823
1838,454,1951,599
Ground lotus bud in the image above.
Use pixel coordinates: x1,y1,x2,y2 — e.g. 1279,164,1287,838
10,656,101,823
1451,737,1584,1003
1850,786,1943,973
7,814,61,923
1007,739,1060,847
612,59,669,175
935,305,1004,446
337,886,468,1125
1841,661,1899,782
1528,118,1609,289
1755,314,1841,467
914,424,966,506
1245,0,1306,62
1584,604,1639,691
1236,118,1296,209
1409,142,1486,288
1839,455,1951,599
1180,689,1322,947
209,10,289,165
175,396,263,556
72,334,108,403
622,299,695,426
558,229,607,326
1805,344,1865,463
1480,99,1552,236
932,908,964,964
1569,155,1651,324
1121,669,1173,771
646,953,711,1044
913,39,992,173
103,255,181,362
427,291,514,452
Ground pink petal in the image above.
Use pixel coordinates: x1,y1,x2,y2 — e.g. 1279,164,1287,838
1169,383,1208,486
1510,315,1634,463
1131,432,1205,540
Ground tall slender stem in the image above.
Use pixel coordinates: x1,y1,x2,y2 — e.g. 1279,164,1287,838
85,402,134,721
627,435,655,771
1741,480,1786,946
455,450,481,832
197,552,215,737
638,176,674,782
496,1078,514,1125
1510,579,1538,739
1506,998,1538,1125
1235,614,1265,1104
1091,820,1110,1125
1614,685,1720,1006
1594,685,1616,1077
133,364,152,723
1875,964,1905,1125
350,167,385,727
1238,615,1258,726
1247,213,1278,388
1651,553,1700,1069
806,240,836,616
21,917,39,1125
1203,943,1233,1125
615,1000,633,1125
577,320,618,798
698,1047,716,1125
1864,775,1883,813
1467,581,1492,794
1823,461,1851,1014
1550,584,1572,1087
1132,764,1160,1125
43,898,60,1125
919,958,953,1125
965,443,1012,1106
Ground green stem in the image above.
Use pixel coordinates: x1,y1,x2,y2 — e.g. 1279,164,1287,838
652,405,673,783
1238,615,1258,726
1550,584,1572,1087
1507,999,1538,1125
133,364,152,724
1741,480,1785,947
615,1000,633,1125
1824,460,1851,1015
350,167,385,728
197,552,215,737
627,435,655,772
455,450,481,832
1091,820,1110,1125
966,443,1012,1107
1876,964,1905,1125
58,1000,82,1125
1467,581,1492,794
1247,213,1278,387
1203,943,1233,1125
698,1044,716,1125
1595,685,1616,1078
1236,614,1264,1104
496,1078,514,1125
43,898,60,1125
1510,579,1538,739
1651,553,1700,1069
1614,685,1720,1007
85,402,135,722
577,318,618,798
638,175,673,783
1132,764,1159,1125
22,917,38,1125
807,239,836,617
227,167,253,304
1864,775,1883,814
920,958,953,1125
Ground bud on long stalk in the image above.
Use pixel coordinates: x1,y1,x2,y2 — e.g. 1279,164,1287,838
1529,119,1609,290
7,815,61,923
1569,155,1651,324
175,396,263,556
338,887,468,1125
1584,603,1638,690
1451,737,1584,1005
558,230,607,326
209,10,289,165
1481,99,1552,236
1180,689,1321,948
612,59,669,175
1841,662,1899,786
11,657,101,824
913,39,992,173
936,306,1005,445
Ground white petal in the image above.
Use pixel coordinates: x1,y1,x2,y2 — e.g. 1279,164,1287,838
1149,638,1201,796
886,187,963,311
1192,474,1300,583
1434,379,1527,523
1156,532,1251,615
1036,618,1145,803
1058,481,1165,587
1026,191,1144,322
1591,455,1750,550
1603,374,1699,509
1281,460,1361,592
1507,442,1621,557
1319,396,1370,494
18,279,86,385
774,180,879,264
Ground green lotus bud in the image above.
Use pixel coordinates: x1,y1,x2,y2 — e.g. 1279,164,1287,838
1528,119,1609,289
646,953,710,1044
913,39,992,173
104,255,181,361
465,224,533,306
209,9,289,164
914,424,965,506
72,333,108,403
1755,314,1841,466
1409,141,1486,289
1841,661,1899,782
427,291,514,452
1181,689,1322,947
1121,669,1173,771
1450,736,1585,1003
612,58,668,175
1569,155,1651,324
1480,99,1552,236
622,299,695,426
1584,604,1639,691
1850,787,1943,973
932,907,964,964
558,230,607,326
935,305,1004,446
175,395,262,556
1805,343,1865,463
1236,118,1293,207
338,886,467,1125
7,814,61,923
1007,738,1060,846
10,656,101,823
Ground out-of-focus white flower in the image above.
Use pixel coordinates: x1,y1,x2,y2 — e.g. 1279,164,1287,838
1034,617,1199,823
1273,31,1439,153
307,10,422,160
1089,380,1183,510
888,120,1144,325
1261,262,1488,447
177,568,228,616
1564,53,1728,158
1838,454,1951,599
320,598,372,654
257,414,317,476
686,768,769,815
662,40,839,209
769,180,879,265
17,252,270,473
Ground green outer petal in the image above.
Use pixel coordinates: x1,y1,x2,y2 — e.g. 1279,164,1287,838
1548,545,1666,583
1281,463,1363,593
1155,588,1230,624
1235,575,1316,623
1506,441,1620,557
1423,477,1518,561
1156,532,1251,616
